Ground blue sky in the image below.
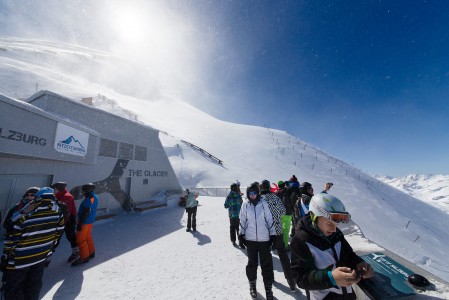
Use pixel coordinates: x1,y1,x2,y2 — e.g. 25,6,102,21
1,0,448,176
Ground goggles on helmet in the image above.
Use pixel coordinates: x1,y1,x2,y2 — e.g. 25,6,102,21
329,212,351,224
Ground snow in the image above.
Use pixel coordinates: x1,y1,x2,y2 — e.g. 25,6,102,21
1,38,449,299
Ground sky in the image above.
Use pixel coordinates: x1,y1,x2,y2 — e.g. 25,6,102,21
1,0,449,177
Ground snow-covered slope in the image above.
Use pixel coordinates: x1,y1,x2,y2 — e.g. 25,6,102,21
376,174,449,215
1,38,449,284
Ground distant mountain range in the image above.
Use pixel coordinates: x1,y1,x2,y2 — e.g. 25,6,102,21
375,174,449,214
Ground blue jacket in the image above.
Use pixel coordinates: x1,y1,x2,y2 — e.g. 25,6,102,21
78,192,98,224
224,191,243,218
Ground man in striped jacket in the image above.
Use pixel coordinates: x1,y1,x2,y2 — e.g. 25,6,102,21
1,187,65,300
260,180,297,293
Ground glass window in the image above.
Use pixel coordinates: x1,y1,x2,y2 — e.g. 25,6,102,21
118,142,134,159
134,145,147,161
99,138,117,158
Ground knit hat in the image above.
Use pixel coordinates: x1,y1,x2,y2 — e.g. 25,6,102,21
277,180,285,189
260,180,271,193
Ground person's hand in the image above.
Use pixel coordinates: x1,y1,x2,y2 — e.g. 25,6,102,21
356,261,374,279
76,223,82,231
331,267,361,287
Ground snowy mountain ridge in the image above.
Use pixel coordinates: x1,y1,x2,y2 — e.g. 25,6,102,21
1,38,449,285
375,174,449,215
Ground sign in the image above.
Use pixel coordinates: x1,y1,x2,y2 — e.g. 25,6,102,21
358,252,416,299
54,123,89,156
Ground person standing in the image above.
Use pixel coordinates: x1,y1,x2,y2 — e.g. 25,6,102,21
282,175,300,249
239,183,277,300
259,180,296,292
224,183,244,247
71,183,98,266
1,187,65,300
290,193,374,299
51,182,79,263
185,189,199,232
292,182,314,236
2,187,39,232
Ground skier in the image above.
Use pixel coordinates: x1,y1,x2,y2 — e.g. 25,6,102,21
51,182,79,263
185,189,199,232
259,180,296,292
1,187,65,300
71,183,98,266
2,187,39,232
239,182,277,300
290,193,374,299
291,182,314,236
224,183,244,248
282,175,300,250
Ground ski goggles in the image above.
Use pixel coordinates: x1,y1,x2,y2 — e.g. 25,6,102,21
329,212,351,224
248,191,258,197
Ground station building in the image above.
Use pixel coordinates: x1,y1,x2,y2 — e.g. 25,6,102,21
0,90,181,230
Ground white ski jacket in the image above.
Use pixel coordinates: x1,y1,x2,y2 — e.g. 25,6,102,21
239,198,276,242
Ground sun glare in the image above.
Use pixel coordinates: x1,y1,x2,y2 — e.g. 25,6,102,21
110,6,148,44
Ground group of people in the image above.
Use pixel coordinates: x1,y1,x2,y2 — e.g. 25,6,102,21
221,177,374,300
0,182,99,300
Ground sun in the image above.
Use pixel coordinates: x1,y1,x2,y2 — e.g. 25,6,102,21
110,5,148,44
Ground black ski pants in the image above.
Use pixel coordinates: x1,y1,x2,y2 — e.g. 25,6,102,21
3,261,46,300
229,218,240,242
186,206,197,230
274,234,293,281
245,240,274,285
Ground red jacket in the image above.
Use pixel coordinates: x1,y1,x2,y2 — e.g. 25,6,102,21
55,189,77,220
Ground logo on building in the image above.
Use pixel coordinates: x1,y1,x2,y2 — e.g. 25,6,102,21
54,123,89,156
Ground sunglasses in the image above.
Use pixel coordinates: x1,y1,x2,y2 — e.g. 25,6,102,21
248,191,258,197
329,212,351,224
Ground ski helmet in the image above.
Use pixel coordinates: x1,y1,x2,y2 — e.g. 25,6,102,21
82,183,96,194
230,183,238,191
260,180,271,193
23,187,39,198
309,193,351,223
277,180,285,189
34,187,55,201
408,273,430,289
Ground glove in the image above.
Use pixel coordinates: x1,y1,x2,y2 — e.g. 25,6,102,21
76,223,83,231
1,254,9,272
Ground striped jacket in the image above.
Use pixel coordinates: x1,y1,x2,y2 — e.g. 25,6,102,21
3,198,65,270
261,192,286,235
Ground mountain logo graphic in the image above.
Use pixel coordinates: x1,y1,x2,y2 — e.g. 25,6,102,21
60,136,85,148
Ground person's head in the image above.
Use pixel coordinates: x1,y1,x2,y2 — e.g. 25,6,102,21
246,182,260,202
82,183,96,196
277,180,285,189
309,193,350,236
325,182,333,190
34,187,55,202
259,180,271,194
22,187,39,203
230,183,238,192
300,182,314,196
51,182,67,193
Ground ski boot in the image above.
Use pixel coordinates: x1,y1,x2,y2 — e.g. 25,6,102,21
67,247,80,263
249,280,257,299
265,281,273,300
